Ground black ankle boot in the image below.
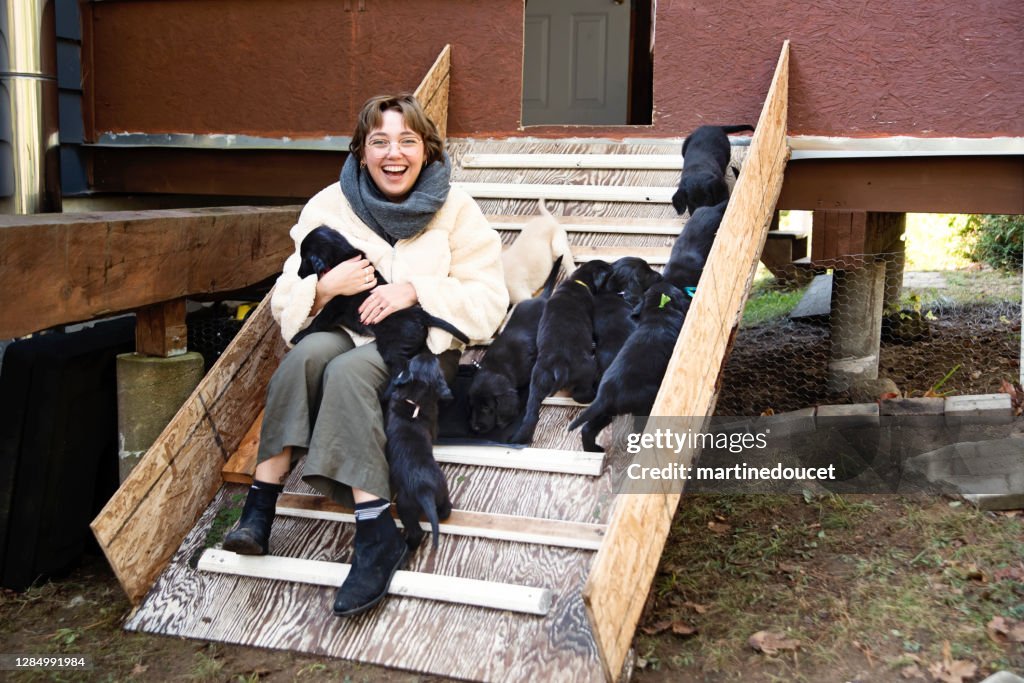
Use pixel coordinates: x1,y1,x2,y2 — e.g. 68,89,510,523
333,508,408,617
222,481,282,555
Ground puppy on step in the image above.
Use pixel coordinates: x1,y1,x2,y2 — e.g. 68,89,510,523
385,352,453,551
502,198,576,304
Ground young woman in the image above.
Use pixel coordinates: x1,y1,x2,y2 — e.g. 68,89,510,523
223,94,508,616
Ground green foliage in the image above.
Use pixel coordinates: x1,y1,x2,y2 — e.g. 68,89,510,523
958,214,1024,271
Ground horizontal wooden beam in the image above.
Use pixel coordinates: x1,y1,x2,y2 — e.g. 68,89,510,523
198,548,553,615
276,493,606,550
455,182,674,204
88,145,342,198
463,153,683,170
0,206,297,338
777,155,1024,214
487,214,682,236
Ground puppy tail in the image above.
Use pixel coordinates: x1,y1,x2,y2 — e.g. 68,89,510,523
420,492,441,550
720,124,755,134
425,316,470,344
540,256,563,299
537,197,553,218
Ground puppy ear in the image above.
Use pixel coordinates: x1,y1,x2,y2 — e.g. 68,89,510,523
393,369,411,386
592,263,612,292
671,188,688,216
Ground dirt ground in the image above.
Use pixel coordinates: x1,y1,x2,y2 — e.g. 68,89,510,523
1,303,1021,683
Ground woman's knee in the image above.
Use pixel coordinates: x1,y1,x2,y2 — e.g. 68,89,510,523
275,331,352,381
323,346,389,394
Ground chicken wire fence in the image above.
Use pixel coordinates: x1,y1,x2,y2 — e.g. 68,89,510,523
714,253,1023,417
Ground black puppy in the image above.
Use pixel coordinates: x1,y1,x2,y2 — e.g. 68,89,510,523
291,226,469,375
671,124,754,216
592,291,636,385
608,256,663,307
384,352,453,551
662,200,728,294
468,257,562,434
510,259,613,445
569,282,690,452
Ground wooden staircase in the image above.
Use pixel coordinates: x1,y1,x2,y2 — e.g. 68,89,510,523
92,42,791,683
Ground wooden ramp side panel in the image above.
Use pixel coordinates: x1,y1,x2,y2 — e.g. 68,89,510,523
582,41,791,681
414,44,451,140
90,292,285,603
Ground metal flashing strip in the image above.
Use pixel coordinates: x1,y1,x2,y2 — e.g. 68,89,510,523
91,132,352,152
788,135,1024,159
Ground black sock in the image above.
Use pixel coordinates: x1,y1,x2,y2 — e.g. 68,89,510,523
354,498,390,521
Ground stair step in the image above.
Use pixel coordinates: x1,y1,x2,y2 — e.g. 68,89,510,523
276,493,606,550
198,548,553,615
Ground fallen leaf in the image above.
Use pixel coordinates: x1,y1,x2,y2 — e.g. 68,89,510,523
928,659,977,683
131,664,148,677
928,641,978,683
708,521,731,534
640,619,672,635
671,621,697,637
761,408,775,416
748,630,800,655
900,664,925,679
777,561,803,575
987,616,1024,643
683,601,709,614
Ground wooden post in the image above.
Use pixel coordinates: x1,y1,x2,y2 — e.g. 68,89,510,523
135,299,187,357
814,212,905,392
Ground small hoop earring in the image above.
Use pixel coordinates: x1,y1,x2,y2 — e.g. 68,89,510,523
359,159,366,168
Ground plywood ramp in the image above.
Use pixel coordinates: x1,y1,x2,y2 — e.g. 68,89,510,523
118,42,789,683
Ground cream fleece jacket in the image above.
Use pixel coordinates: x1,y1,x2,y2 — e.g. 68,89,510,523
271,183,509,353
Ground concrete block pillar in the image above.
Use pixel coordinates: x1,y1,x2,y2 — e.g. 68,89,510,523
116,351,204,481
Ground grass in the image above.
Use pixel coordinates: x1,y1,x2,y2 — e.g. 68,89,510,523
741,213,1022,327
637,494,1024,681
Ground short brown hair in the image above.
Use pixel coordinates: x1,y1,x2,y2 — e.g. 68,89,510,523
350,93,444,165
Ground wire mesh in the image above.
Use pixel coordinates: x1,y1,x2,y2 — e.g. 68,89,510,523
715,253,1023,417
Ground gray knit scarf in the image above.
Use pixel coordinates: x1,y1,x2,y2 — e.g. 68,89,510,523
339,152,452,244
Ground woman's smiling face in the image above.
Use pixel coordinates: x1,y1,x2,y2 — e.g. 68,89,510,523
364,109,426,201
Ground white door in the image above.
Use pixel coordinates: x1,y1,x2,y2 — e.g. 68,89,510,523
522,0,631,125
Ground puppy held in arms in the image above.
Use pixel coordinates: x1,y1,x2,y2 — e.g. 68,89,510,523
291,226,469,376
569,282,690,452
468,256,563,434
385,352,453,551
510,259,613,445
502,198,576,304
672,124,753,217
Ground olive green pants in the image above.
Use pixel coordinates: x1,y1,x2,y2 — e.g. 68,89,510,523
258,329,457,507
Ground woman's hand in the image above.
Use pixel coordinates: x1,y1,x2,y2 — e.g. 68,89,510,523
313,256,375,314
359,282,418,325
